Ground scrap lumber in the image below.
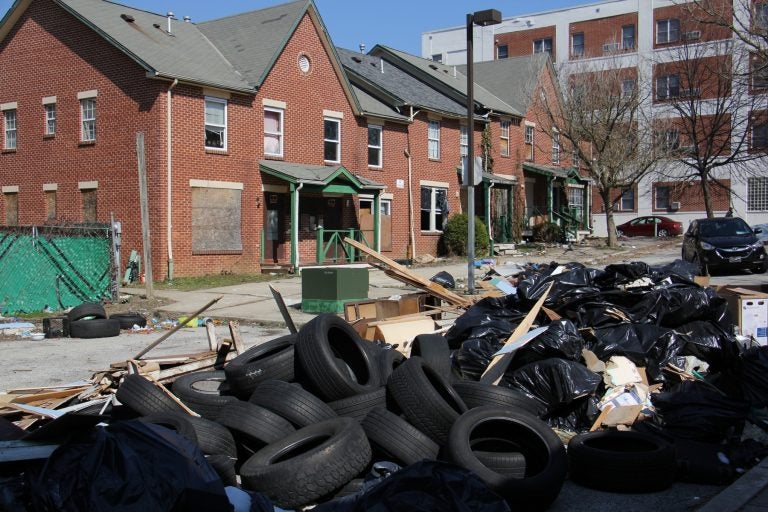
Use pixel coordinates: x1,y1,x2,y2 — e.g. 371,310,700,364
480,282,554,385
269,285,298,334
344,237,471,307
228,321,246,354
133,295,223,359
205,319,217,351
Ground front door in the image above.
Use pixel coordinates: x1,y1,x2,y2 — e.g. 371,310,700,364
264,193,286,263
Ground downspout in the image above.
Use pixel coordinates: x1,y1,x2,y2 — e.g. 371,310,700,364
293,182,303,269
406,106,419,261
486,181,494,256
166,78,178,280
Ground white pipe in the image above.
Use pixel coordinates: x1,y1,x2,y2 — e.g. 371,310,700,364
294,182,303,268
166,78,178,280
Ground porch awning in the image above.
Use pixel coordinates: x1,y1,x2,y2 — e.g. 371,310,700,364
522,162,570,179
259,161,386,193
482,172,517,186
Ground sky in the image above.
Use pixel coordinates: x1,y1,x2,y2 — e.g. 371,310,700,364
0,0,589,56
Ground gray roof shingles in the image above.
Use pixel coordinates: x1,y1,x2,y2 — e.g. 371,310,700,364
459,54,549,114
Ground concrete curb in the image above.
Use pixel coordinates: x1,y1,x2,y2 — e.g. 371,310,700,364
696,456,768,511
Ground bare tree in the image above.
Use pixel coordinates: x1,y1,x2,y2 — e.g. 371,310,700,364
656,34,763,217
535,57,671,247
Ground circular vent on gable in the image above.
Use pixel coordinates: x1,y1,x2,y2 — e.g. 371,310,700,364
298,54,311,74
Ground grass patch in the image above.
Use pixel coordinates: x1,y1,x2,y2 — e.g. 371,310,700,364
154,272,281,291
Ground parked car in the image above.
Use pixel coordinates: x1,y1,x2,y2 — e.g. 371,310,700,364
681,217,767,274
616,216,683,238
754,223,768,245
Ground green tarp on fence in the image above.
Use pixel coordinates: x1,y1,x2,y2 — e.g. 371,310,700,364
0,225,115,314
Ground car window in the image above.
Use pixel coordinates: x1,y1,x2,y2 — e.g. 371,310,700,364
699,219,752,237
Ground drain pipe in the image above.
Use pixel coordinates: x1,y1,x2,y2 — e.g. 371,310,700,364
166,78,178,280
293,182,303,269
406,106,420,261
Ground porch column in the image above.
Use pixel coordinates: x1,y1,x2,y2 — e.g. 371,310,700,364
373,191,381,252
290,183,299,268
507,186,514,241
547,176,554,223
484,182,493,256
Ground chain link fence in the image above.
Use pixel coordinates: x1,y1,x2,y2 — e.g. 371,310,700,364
0,224,117,314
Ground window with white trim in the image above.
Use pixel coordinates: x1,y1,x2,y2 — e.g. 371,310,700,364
420,185,448,231
657,19,680,44
618,189,635,211
525,124,534,160
324,117,340,162
264,107,283,156
552,131,561,165
204,97,227,149
568,186,584,221
622,25,635,49
622,79,636,98
655,185,671,209
656,74,680,100
663,129,680,150
45,104,56,136
80,99,96,142
497,44,508,59
500,120,510,157
4,109,16,150
748,177,768,211
572,33,584,57
460,125,468,157
368,124,382,167
533,38,552,55
428,120,440,160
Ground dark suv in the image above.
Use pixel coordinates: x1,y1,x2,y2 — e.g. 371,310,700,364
682,217,767,274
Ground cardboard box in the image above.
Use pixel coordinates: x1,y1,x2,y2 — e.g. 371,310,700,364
714,286,768,346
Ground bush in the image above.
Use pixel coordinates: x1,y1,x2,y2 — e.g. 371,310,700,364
441,213,490,257
532,222,563,243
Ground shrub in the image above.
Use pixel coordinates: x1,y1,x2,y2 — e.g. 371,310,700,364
441,213,490,257
532,222,563,243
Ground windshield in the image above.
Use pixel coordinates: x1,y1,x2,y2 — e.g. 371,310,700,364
699,219,752,237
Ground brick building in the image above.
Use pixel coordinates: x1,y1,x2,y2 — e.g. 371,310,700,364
0,0,568,279
423,0,768,236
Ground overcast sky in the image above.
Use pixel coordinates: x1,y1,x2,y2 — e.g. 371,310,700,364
0,0,590,56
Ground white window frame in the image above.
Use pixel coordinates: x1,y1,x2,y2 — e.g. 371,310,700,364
368,123,383,168
323,117,341,163
619,188,635,211
460,125,468,157
748,177,768,211
572,33,584,57
45,103,56,136
655,185,671,209
622,79,636,98
656,74,680,100
500,120,510,157
664,129,680,150
264,107,284,157
552,130,561,165
533,38,553,54
428,120,440,160
80,99,96,142
657,18,680,44
420,185,448,232
622,25,635,49
525,124,535,160
204,96,227,150
497,44,508,59
4,109,16,150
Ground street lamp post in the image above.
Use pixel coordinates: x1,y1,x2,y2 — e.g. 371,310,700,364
466,9,502,295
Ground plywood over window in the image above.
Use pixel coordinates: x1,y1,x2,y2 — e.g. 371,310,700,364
191,187,242,254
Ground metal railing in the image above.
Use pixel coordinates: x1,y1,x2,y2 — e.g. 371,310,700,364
316,228,370,264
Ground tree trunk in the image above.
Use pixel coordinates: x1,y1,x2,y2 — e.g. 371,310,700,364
601,189,618,248
701,176,715,218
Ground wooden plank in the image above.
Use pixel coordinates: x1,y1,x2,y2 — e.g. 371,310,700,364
480,282,554,385
136,132,153,297
7,382,92,394
10,388,89,404
133,295,223,359
205,319,217,351
156,351,238,382
228,321,245,355
269,284,298,334
142,374,200,417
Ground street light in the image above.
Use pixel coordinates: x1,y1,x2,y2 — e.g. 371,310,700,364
466,8,502,295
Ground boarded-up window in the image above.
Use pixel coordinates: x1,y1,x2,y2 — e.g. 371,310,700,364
192,187,242,254
82,189,97,222
46,191,56,221
5,192,18,226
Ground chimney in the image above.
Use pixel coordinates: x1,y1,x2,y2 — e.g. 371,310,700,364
167,11,174,33
359,42,366,54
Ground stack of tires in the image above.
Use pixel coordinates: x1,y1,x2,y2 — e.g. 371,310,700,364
112,313,675,510
67,302,147,339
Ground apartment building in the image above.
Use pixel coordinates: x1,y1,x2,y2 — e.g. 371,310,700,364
424,0,768,236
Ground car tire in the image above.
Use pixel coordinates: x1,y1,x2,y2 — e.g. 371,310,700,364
67,302,107,322
116,374,187,416
568,430,676,493
657,229,669,238
68,318,121,338
109,312,147,329
453,381,545,418
616,229,624,238
754,262,767,274
217,400,296,449
171,370,239,420
410,333,452,380
378,348,406,383
139,412,237,457
361,407,439,466
327,386,387,422
240,417,372,509
249,379,337,428
224,334,296,398
206,454,238,486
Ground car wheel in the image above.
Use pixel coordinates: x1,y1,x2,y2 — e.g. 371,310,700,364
616,229,624,238
754,262,768,274
692,254,707,276
657,229,669,238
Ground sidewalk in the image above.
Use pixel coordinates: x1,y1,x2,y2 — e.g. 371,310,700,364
697,456,768,512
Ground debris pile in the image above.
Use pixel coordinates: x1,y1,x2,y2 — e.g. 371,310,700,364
1,259,768,511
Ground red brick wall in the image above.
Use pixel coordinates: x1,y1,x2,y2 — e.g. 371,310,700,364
0,0,167,278
495,26,557,61
652,179,731,212
569,13,638,59
653,2,732,49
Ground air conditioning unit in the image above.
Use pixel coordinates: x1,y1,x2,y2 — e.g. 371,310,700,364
684,30,701,40
670,201,681,210
603,42,620,53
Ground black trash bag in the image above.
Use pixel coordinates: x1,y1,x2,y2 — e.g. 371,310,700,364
676,320,741,373
29,420,231,512
629,286,733,329
516,263,604,308
650,380,750,443
734,346,768,407
509,319,585,370
312,459,510,512
430,271,456,289
586,323,685,383
649,259,700,284
544,395,601,433
562,298,633,329
444,295,527,349
500,358,602,416
455,337,500,381
594,262,653,288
